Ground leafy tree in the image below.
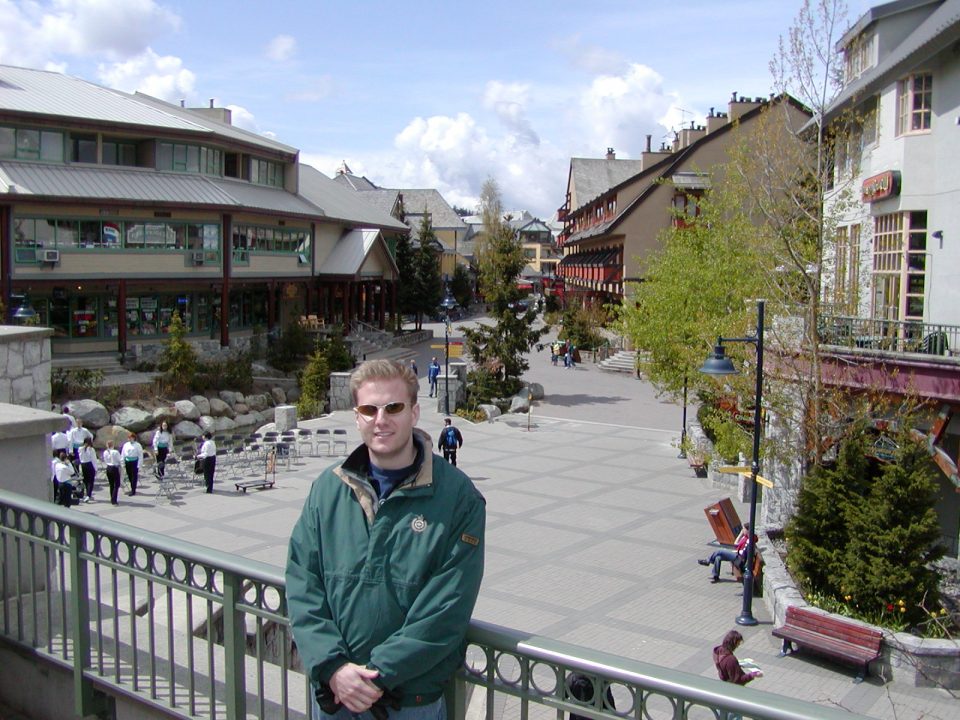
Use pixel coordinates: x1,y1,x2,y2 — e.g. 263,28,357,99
462,178,547,397
558,300,605,351
841,431,944,626
158,311,198,390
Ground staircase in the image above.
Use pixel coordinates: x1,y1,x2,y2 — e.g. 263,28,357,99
346,321,396,360
51,352,126,375
598,350,639,374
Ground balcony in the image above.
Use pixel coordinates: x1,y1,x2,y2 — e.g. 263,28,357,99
0,489,871,720
819,314,959,356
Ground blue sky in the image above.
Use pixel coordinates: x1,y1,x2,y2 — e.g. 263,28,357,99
0,0,873,218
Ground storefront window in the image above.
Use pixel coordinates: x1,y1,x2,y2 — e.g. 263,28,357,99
104,298,120,338
49,295,70,338
196,295,210,333
72,297,99,337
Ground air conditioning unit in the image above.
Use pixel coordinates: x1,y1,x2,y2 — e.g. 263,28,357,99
190,251,205,265
42,249,60,263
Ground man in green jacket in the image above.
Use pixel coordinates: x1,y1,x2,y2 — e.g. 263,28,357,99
286,359,485,720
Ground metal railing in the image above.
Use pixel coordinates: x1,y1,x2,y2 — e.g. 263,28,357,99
0,489,872,720
819,314,960,356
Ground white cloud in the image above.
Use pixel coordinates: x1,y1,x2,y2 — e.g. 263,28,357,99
265,34,296,62
97,49,194,102
226,105,258,131
0,0,180,66
482,81,539,146
286,75,334,102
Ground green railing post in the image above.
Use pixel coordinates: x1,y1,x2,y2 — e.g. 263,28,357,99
445,675,469,720
222,571,247,718
68,524,108,718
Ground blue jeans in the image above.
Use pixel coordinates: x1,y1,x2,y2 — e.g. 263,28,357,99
708,549,739,579
313,697,445,720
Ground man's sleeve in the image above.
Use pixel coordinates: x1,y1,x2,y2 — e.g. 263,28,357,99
455,429,463,447
368,488,485,688
284,483,351,686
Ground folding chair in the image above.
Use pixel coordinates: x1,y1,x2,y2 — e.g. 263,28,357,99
296,429,314,458
313,429,332,456
332,429,348,455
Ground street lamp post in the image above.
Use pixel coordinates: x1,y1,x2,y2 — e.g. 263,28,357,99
699,299,765,627
678,375,688,459
440,289,457,415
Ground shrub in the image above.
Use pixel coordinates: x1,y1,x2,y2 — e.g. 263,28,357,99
268,319,312,373
298,350,330,420
557,301,605,351
158,312,198,390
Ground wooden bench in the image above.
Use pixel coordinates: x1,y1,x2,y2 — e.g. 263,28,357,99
235,478,275,493
773,605,883,683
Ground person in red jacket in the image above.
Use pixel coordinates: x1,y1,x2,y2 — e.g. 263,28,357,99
713,630,761,685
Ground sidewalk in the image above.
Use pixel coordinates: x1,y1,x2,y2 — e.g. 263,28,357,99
79,334,956,720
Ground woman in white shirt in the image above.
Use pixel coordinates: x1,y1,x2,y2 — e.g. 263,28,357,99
197,431,216,493
102,440,123,505
78,437,97,503
152,421,173,478
121,432,144,496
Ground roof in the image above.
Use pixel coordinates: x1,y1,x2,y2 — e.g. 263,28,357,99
0,64,295,155
825,0,960,122
568,157,645,208
398,189,466,230
332,171,380,191
0,160,322,215
298,165,408,231
317,228,398,277
838,0,941,47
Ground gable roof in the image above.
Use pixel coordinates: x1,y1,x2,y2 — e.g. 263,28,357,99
332,171,380,192
317,228,398,278
298,165,408,231
398,189,466,230
825,0,960,123
568,158,645,208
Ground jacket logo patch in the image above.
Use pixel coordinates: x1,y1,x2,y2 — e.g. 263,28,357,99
461,533,479,546
411,515,427,533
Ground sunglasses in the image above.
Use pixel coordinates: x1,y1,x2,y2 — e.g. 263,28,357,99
355,401,408,418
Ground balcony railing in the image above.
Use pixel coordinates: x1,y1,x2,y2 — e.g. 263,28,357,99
0,489,872,720
819,314,959,356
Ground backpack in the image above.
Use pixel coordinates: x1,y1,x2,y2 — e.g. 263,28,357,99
443,426,458,448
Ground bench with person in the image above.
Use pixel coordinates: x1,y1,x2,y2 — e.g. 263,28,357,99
773,605,883,683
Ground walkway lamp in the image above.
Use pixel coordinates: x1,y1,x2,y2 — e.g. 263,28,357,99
440,289,457,415
698,299,765,627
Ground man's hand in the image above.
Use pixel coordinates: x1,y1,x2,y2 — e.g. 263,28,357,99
329,663,383,713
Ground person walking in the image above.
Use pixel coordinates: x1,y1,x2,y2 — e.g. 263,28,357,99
78,437,97,503
121,432,143,496
286,359,485,720
152,421,173,478
437,417,464,467
68,419,93,472
102,440,123,505
197,431,217,493
427,356,441,398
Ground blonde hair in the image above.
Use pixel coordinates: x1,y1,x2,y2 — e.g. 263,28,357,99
350,359,419,405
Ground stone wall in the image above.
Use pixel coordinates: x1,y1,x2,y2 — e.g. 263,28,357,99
329,372,352,411
435,362,467,414
0,326,53,410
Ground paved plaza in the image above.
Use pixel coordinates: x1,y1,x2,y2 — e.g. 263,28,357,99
74,330,956,720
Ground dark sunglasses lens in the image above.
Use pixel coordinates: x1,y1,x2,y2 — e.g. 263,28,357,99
385,402,406,415
356,405,377,417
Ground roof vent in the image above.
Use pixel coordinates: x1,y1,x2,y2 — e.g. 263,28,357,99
606,148,616,160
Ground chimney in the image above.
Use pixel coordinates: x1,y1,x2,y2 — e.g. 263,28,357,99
641,137,672,170
729,91,762,122
605,147,616,160
209,98,215,108
180,99,185,108
185,100,233,125
645,135,652,153
679,123,706,149
706,107,728,134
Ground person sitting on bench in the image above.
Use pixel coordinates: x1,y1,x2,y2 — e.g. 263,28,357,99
698,523,755,583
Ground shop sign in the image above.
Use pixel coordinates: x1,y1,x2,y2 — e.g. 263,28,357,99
861,170,900,203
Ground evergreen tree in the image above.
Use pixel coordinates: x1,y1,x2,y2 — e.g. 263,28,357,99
410,213,443,330
450,263,472,309
841,432,944,626
297,350,330,420
394,231,416,331
786,425,871,597
158,311,198,390
462,179,547,396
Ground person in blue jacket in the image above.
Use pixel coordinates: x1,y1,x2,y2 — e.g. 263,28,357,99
286,359,485,720
427,357,441,398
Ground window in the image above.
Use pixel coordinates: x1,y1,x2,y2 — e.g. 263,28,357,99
844,33,875,82
158,142,221,175
0,125,64,161
250,158,284,188
833,224,860,313
233,223,311,256
896,74,932,135
871,211,927,322
71,134,97,163
102,138,137,166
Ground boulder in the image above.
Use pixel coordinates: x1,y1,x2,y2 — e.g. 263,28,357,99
259,407,275,423
509,394,530,414
95,425,130,449
208,398,235,418
111,407,154,432
525,382,545,401
191,395,211,416
233,402,249,415
152,406,178,424
271,387,287,405
172,420,203,441
286,387,301,403
246,393,271,412
233,413,260,429
478,404,501,422
219,390,241,407
68,399,110,429
175,399,200,421
137,430,154,446
198,415,238,433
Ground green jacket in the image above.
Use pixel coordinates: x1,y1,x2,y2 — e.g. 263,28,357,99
285,429,485,705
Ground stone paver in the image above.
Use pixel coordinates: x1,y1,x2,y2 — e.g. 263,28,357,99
75,329,957,720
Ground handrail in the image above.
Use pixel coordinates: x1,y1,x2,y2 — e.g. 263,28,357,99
819,314,959,356
0,489,874,720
